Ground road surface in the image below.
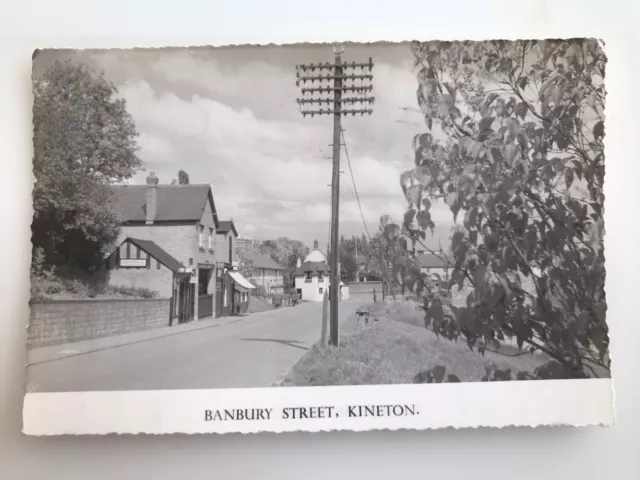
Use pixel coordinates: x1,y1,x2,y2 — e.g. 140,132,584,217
27,300,360,392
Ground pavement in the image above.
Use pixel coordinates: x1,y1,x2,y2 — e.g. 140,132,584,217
26,299,360,392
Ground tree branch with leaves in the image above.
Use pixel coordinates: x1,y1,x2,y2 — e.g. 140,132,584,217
383,39,609,379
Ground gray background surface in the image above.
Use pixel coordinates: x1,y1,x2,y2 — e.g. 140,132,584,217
1,1,639,478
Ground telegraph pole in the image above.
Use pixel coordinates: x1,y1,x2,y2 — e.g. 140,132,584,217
296,47,374,347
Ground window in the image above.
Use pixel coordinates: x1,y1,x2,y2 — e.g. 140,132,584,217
305,271,312,283
228,236,233,263
208,228,214,251
198,224,204,249
319,288,323,294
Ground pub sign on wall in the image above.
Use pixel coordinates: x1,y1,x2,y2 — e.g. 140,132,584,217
119,258,148,268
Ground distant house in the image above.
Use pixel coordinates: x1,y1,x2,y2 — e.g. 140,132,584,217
416,252,454,285
237,250,285,294
105,172,220,324
293,240,347,302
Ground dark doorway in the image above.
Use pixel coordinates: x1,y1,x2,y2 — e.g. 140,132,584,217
177,275,195,324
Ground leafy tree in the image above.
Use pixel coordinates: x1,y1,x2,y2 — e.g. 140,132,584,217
259,237,309,288
384,39,608,378
32,59,141,274
178,169,190,185
369,222,424,297
337,235,365,281
238,254,256,281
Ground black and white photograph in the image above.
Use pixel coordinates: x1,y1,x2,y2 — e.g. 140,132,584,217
23,39,612,434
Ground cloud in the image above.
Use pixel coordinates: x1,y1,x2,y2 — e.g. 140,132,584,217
136,132,174,165
105,48,452,247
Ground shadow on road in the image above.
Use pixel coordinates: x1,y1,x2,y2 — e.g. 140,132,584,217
241,337,309,351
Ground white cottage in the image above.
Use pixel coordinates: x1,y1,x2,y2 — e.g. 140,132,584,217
293,240,348,302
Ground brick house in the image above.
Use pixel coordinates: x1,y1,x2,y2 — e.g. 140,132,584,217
215,220,255,315
104,172,220,324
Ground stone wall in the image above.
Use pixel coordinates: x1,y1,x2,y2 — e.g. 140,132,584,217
28,298,171,349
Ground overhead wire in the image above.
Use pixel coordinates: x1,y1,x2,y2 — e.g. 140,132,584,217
340,129,395,297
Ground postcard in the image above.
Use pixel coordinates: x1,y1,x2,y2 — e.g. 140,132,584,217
23,39,614,435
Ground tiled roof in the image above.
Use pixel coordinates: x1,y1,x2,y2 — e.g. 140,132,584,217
111,184,216,224
294,261,330,276
416,253,453,269
238,251,284,271
127,237,184,273
217,220,238,236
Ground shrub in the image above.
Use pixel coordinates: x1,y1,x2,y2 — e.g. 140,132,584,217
382,39,610,379
251,285,269,298
104,285,157,298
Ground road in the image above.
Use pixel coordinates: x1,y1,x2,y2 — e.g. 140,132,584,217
26,299,360,392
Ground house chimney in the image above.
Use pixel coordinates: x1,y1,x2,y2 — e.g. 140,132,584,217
145,172,159,224
313,239,319,250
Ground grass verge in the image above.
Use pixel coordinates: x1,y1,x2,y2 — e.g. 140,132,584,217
283,311,549,386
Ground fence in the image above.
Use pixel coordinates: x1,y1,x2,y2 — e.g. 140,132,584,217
271,293,299,308
346,281,404,302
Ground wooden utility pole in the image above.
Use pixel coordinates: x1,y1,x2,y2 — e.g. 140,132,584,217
296,47,374,347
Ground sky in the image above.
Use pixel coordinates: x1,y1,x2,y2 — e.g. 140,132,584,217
33,43,457,251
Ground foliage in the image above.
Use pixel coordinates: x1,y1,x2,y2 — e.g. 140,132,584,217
250,285,269,298
377,216,432,297
104,285,157,298
31,249,157,300
413,365,461,383
30,246,60,300
178,169,190,185
238,255,257,280
259,237,309,288
32,59,141,274
337,235,373,281
416,360,589,383
384,39,609,378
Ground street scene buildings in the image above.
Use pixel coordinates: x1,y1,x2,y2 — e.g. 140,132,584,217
27,39,610,393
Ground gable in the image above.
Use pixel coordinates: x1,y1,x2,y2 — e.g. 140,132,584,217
217,220,238,236
106,237,184,272
199,192,218,229
202,189,220,229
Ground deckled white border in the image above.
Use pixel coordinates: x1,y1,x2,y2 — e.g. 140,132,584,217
23,379,613,435
18,28,621,436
